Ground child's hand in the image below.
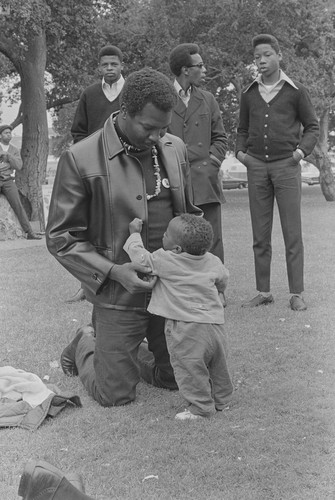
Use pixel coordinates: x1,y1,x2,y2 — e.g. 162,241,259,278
129,218,143,234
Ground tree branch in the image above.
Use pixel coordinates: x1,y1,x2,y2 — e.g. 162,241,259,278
46,95,80,110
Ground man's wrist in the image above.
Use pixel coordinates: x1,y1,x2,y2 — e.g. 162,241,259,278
295,148,305,159
108,264,118,280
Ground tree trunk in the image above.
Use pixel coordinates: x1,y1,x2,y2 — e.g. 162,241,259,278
15,30,49,228
308,106,335,202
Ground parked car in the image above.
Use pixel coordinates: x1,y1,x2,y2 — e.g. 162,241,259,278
221,172,248,190
301,175,320,185
221,156,247,181
300,160,320,185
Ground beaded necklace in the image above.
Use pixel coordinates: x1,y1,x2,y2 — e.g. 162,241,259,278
114,118,162,201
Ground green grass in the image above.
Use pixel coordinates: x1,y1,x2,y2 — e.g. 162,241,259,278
1,185,334,499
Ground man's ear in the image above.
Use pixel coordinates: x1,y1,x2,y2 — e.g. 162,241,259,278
120,103,127,119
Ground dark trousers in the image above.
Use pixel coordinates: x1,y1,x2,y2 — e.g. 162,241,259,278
246,155,304,294
200,202,224,262
75,306,175,406
0,179,32,234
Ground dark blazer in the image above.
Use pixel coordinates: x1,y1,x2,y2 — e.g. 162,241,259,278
168,86,227,205
46,116,201,310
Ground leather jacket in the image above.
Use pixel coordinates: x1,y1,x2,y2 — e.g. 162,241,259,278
46,116,201,310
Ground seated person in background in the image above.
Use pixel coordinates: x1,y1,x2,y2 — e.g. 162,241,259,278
0,124,41,240
124,214,233,420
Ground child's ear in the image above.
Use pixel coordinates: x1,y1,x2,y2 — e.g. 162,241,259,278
172,245,183,254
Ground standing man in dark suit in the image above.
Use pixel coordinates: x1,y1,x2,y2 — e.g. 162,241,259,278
168,43,228,262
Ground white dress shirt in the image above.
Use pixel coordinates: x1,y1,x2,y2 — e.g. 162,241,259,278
102,75,125,102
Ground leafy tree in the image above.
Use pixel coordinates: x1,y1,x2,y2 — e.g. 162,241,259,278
1,0,334,219
0,0,119,227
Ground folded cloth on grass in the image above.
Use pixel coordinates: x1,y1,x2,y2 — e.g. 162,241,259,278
0,366,54,407
0,366,81,431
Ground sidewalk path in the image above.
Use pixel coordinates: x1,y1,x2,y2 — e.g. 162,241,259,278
0,236,46,252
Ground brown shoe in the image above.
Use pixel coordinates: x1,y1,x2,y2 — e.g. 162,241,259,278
242,294,274,308
65,288,86,303
290,295,307,311
18,460,92,499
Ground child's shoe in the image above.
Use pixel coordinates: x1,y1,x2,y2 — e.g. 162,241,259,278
175,409,203,420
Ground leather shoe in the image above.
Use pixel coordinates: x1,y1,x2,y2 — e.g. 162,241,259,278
27,232,42,240
18,459,92,499
60,329,85,376
242,293,274,308
65,287,86,303
290,295,307,311
137,342,178,391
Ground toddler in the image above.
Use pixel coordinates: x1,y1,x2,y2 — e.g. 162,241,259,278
123,214,233,420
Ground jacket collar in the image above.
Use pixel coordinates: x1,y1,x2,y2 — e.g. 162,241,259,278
103,113,125,160
102,114,180,185
243,70,298,93
173,85,204,120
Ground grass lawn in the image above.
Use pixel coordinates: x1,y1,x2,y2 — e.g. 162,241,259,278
1,185,334,500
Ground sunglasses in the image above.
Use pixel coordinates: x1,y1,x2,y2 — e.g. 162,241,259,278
187,63,205,68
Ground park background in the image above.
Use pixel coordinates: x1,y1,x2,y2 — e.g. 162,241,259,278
0,0,335,234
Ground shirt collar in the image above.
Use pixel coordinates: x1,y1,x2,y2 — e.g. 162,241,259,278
174,79,191,97
102,74,124,90
244,70,298,93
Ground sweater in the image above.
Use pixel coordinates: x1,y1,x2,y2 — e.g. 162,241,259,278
236,80,319,161
71,82,121,143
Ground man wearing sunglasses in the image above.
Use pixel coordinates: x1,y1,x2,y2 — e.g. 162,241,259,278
168,43,227,263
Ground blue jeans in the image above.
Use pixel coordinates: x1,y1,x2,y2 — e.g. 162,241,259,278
245,155,303,294
75,306,175,406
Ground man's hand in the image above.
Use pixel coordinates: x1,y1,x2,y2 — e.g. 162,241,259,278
109,262,157,293
129,218,143,234
236,151,247,164
292,149,304,163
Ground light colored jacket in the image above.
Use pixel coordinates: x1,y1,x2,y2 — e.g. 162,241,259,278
124,233,229,323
